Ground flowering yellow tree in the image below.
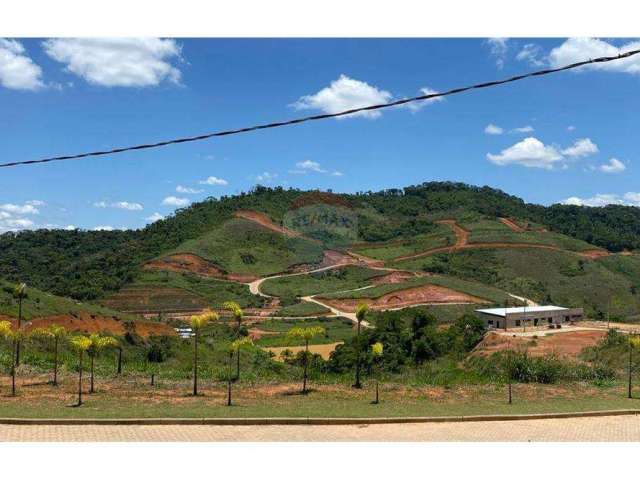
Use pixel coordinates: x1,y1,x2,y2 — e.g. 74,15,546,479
69,335,92,406
0,320,23,396
287,326,325,394
190,309,218,396
223,301,244,379
87,334,118,394
226,337,254,406
31,324,67,386
371,342,384,404
353,303,369,388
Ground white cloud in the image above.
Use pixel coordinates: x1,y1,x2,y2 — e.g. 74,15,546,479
42,38,182,87
292,74,392,119
64,225,77,230
0,203,40,215
296,160,325,173
0,38,45,90
93,201,143,211
162,196,190,207
599,158,626,174
176,185,203,194
548,38,640,75
484,123,504,135
486,38,509,69
404,87,444,112
26,200,45,206
93,225,115,231
511,125,535,133
561,138,599,158
331,171,344,177
567,125,576,131
145,212,165,222
255,172,278,183
562,192,640,207
516,43,545,67
198,176,228,186
487,137,564,169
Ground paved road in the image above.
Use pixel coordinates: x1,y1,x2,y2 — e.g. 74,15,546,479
2,415,640,441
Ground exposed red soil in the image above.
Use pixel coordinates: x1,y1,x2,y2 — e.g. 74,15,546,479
371,271,420,285
318,284,488,313
498,217,526,232
2,312,175,337
143,253,259,283
394,219,609,262
102,286,208,313
234,210,302,237
290,191,352,209
320,250,357,267
247,328,278,340
472,330,606,359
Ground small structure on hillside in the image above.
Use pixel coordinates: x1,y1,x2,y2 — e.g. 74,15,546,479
475,305,583,330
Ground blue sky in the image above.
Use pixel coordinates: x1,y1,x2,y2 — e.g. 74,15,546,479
1,37,639,232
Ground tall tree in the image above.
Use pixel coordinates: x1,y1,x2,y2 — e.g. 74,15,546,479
69,335,92,406
223,301,244,380
31,324,67,386
12,283,27,366
353,303,369,389
86,334,118,394
371,342,384,404
226,337,254,406
287,326,325,394
0,321,23,396
190,309,218,396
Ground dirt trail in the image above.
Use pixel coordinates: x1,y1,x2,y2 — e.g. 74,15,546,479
234,210,303,237
499,217,526,232
394,219,609,262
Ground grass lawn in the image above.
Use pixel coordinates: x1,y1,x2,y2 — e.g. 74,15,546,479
274,300,331,317
1,376,639,419
254,316,354,347
261,265,386,298
351,226,454,261
0,278,133,321
104,270,265,312
174,218,324,276
319,275,509,304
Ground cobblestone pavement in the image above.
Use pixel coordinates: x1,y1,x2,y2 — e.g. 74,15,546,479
2,415,640,441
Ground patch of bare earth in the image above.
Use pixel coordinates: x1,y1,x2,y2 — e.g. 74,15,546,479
471,330,606,359
3,312,174,337
143,253,258,283
371,271,422,285
318,284,488,313
234,210,302,237
264,342,343,361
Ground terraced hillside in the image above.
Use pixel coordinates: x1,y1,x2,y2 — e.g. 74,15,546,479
3,182,640,324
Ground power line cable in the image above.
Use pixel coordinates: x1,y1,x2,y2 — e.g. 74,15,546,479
2,48,640,169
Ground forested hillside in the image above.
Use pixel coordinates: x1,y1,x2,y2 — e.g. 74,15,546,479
1,182,639,301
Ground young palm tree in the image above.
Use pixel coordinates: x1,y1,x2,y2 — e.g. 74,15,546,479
226,337,254,406
190,309,218,396
69,335,92,406
223,301,244,380
13,283,27,366
287,326,325,394
353,303,369,389
86,334,118,394
0,321,22,396
31,324,67,386
371,342,384,404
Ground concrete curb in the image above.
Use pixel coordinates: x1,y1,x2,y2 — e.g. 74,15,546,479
1,409,639,426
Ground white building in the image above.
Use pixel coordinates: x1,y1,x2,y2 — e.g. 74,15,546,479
475,305,584,330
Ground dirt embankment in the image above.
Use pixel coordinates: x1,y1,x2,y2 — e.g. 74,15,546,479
317,284,488,313
143,253,258,283
371,271,421,285
498,217,526,232
1,312,175,337
234,210,302,237
471,330,606,359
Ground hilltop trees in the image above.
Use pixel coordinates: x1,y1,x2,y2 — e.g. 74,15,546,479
287,326,325,394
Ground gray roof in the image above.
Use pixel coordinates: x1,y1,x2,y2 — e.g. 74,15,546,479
475,305,569,318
